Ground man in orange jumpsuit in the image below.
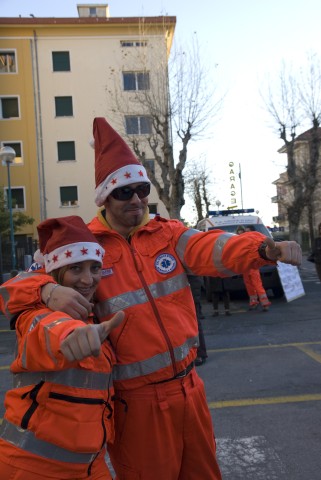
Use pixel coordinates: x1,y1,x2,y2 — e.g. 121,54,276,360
0,118,302,480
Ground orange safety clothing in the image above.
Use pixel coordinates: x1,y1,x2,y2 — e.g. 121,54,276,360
90,217,271,390
0,307,115,479
108,368,222,480
0,215,274,480
243,268,271,308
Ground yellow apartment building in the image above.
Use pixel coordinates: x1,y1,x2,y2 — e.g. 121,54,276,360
0,4,176,270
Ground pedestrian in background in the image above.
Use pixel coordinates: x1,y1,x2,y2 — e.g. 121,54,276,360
209,277,231,316
188,274,208,366
309,222,321,282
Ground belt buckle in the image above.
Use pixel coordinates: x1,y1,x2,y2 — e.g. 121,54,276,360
175,368,187,379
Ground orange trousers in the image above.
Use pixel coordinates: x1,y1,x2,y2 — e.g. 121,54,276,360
108,368,222,480
243,269,270,306
0,447,112,480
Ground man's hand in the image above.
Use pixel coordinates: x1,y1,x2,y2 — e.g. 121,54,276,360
42,284,92,320
60,311,125,362
264,236,302,265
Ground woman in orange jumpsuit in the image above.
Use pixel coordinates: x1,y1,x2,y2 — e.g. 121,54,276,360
0,216,123,480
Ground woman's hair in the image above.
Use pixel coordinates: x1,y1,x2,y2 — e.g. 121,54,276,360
50,264,98,303
51,265,69,285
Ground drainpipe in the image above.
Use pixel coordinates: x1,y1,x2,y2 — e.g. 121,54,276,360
31,30,47,220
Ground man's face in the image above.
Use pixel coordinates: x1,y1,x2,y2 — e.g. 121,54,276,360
104,182,149,235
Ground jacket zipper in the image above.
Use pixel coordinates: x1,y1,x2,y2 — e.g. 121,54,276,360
129,243,178,376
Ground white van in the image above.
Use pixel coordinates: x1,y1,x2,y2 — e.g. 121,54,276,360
197,209,271,236
196,209,283,299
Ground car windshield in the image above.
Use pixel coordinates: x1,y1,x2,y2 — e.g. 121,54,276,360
208,224,271,236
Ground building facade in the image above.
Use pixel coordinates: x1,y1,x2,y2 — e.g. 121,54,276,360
272,127,321,246
0,5,176,269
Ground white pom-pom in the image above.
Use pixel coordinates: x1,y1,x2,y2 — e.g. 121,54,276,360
89,138,95,149
34,249,44,264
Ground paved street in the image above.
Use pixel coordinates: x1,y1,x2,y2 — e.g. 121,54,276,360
0,257,320,478
197,257,321,479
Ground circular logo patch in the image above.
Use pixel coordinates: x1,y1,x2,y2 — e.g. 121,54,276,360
155,253,177,274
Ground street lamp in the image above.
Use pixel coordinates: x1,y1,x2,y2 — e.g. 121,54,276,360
0,146,16,270
216,200,221,211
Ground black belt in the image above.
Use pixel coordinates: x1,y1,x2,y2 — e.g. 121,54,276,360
153,361,195,384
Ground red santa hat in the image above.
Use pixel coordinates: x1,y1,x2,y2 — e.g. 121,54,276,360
36,215,105,273
93,117,151,206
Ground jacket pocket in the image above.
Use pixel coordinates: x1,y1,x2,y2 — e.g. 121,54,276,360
32,389,110,452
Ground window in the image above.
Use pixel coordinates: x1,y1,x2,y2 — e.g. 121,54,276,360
55,96,73,117
0,50,16,73
89,7,97,16
1,141,23,165
145,159,155,175
0,97,19,119
4,187,25,210
121,40,147,47
57,141,75,161
52,51,70,72
60,186,78,206
123,72,150,91
125,116,152,135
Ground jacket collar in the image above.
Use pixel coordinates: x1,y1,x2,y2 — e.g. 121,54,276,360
97,207,151,238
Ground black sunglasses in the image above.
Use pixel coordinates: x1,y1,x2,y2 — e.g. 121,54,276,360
110,183,151,201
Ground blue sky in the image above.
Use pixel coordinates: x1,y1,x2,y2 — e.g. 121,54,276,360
2,0,321,224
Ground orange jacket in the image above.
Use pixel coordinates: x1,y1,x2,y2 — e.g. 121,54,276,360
0,215,272,391
0,307,115,478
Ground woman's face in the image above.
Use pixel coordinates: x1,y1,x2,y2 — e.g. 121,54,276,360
61,260,102,301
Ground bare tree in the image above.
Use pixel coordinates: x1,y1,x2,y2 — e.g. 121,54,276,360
262,56,321,242
184,156,215,225
107,30,223,219
298,53,321,244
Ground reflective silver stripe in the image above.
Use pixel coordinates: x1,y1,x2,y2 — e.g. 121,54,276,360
177,229,238,276
173,335,199,361
28,312,50,333
44,318,75,366
175,229,200,267
149,272,189,298
0,285,10,317
21,315,78,369
95,272,189,317
213,232,238,275
113,335,198,381
95,288,149,317
13,368,112,389
12,272,43,281
0,418,97,464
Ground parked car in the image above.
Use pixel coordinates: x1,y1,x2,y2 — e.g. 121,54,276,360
197,209,284,299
